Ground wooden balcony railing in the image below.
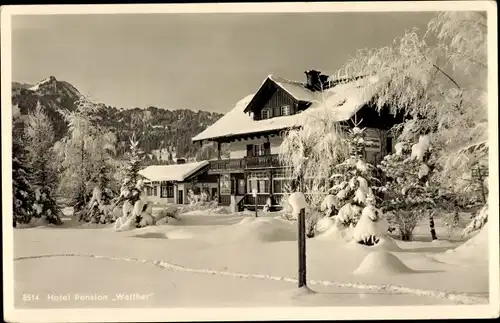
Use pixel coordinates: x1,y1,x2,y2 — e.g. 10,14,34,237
209,158,246,173
208,154,282,173
245,154,281,169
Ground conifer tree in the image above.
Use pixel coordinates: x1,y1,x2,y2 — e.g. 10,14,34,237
12,106,35,225
25,102,62,225
124,132,145,187
329,126,382,227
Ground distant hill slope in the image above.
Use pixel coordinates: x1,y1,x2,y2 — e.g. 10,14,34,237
12,76,224,161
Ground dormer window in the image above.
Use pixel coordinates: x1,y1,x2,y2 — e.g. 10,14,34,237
280,105,291,116
261,108,270,120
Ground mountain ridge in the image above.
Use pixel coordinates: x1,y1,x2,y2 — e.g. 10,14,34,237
12,76,225,162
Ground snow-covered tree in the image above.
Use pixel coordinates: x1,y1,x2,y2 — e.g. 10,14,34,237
12,105,35,225
333,11,488,237
335,11,487,201
279,110,349,236
56,96,117,220
378,135,444,241
24,102,62,225
280,108,349,210
124,132,145,187
328,126,382,227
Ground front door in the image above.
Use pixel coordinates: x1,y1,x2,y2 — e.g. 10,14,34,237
178,190,184,204
237,179,245,195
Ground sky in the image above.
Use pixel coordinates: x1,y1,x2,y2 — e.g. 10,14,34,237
12,12,435,114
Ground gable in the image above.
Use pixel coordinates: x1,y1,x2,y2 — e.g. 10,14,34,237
244,78,300,118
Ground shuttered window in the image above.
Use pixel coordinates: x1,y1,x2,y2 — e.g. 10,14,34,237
280,105,291,116
261,109,270,120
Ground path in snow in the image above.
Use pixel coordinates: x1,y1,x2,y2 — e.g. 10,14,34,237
14,253,487,305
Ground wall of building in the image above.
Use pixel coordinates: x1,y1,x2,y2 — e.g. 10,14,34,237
229,135,283,159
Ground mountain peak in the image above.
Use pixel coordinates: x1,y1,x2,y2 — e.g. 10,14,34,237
28,76,81,100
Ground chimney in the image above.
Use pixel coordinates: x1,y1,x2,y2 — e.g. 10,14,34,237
176,158,186,164
305,70,322,91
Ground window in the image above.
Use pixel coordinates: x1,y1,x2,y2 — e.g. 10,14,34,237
247,171,269,194
220,174,231,195
280,105,291,116
147,186,158,196
261,108,270,120
161,182,174,198
253,143,265,156
386,137,393,154
273,170,294,194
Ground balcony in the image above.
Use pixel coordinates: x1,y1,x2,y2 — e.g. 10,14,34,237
209,158,246,173
208,154,282,174
245,154,281,169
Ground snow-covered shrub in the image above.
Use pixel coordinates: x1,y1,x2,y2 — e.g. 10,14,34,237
211,206,231,215
353,205,389,246
155,206,180,222
320,194,339,217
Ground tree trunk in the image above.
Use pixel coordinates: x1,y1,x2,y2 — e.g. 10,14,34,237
429,213,438,240
401,231,412,241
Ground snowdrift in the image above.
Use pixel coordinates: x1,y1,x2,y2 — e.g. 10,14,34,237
444,224,488,261
206,217,297,244
353,251,414,276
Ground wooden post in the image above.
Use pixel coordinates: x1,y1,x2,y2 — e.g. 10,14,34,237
252,188,258,217
217,142,221,160
217,175,221,204
298,208,306,288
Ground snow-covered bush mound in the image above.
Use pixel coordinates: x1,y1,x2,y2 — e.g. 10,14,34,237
353,251,414,276
352,205,389,245
315,217,354,242
345,234,402,252
207,217,297,244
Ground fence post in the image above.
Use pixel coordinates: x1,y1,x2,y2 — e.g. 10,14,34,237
298,207,306,288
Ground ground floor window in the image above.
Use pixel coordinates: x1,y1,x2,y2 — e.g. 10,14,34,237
146,185,158,196
273,170,294,194
220,174,231,195
247,171,269,194
160,182,174,198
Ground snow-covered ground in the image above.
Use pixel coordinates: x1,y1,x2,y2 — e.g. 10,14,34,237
13,210,489,309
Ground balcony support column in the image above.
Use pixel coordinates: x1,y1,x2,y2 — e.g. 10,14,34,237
217,141,221,160
268,169,273,205
217,175,221,203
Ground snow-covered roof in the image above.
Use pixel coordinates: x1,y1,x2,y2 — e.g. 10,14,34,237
267,75,317,102
139,161,209,182
192,75,384,142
